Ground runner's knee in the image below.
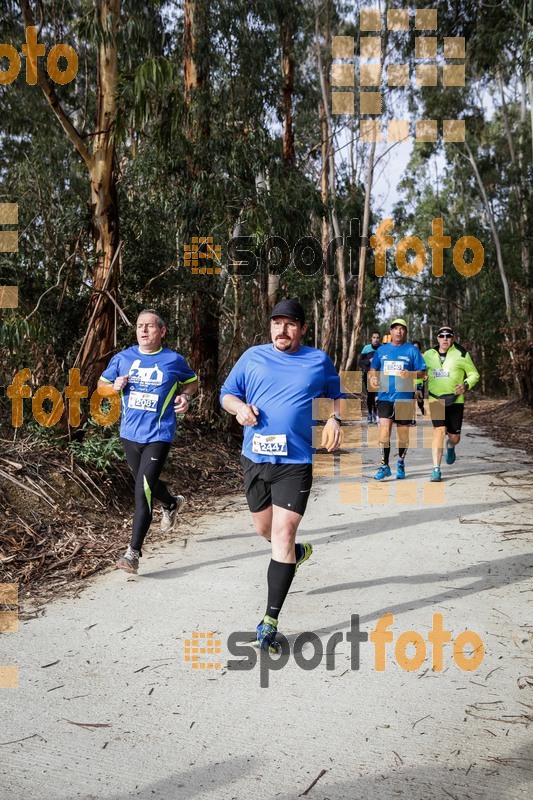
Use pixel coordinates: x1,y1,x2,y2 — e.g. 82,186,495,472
397,429,410,448
432,427,446,446
271,526,298,547
254,524,271,540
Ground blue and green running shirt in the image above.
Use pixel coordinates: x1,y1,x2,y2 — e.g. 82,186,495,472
100,346,197,443
220,344,344,464
370,342,426,402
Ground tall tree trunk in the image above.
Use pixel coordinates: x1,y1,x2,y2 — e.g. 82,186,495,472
315,0,348,368
256,8,295,320
497,73,530,292
254,171,276,328
184,0,210,140
190,290,219,418
21,0,121,395
346,141,377,369
183,0,219,418
79,0,121,391
346,1,391,369
280,9,295,168
463,142,512,317
526,72,533,164
462,140,520,391
319,104,334,355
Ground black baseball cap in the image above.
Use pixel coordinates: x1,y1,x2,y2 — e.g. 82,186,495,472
270,299,306,324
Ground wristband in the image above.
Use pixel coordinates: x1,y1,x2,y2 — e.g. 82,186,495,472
328,413,342,423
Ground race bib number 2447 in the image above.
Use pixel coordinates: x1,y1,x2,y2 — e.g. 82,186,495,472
252,434,288,456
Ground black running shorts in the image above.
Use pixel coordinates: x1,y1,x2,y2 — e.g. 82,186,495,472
240,455,313,515
377,399,415,426
429,401,464,434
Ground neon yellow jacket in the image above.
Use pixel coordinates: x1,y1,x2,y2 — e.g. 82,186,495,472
423,343,480,405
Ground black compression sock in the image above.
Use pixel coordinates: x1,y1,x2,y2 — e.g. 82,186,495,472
398,448,408,460
265,559,296,620
381,446,390,466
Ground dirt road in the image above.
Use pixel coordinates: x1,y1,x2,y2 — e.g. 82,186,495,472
2,419,532,799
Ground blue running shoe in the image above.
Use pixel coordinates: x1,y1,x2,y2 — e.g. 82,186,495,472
295,542,313,573
374,464,392,481
253,616,280,653
396,460,406,480
430,466,441,482
445,446,456,464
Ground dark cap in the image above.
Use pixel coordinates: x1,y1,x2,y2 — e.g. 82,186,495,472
437,326,455,336
270,299,306,324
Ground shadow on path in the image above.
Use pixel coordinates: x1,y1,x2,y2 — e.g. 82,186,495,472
143,499,516,581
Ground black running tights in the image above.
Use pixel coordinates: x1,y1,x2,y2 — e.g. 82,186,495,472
121,439,175,553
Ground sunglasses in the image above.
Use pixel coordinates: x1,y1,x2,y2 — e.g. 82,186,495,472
438,333,453,339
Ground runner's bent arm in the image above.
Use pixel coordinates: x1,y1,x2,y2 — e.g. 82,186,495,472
179,378,198,399
368,367,380,390
321,397,343,451
321,356,344,451
221,394,259,426
462,353,480,391
368,345,383,389
98,376,127,394
174,378,198,413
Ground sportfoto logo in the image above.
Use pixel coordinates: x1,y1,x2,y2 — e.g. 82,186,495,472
0,27,78,85
331,7,466,143
5,369,120,428
223,613,485,688
186,218,484,279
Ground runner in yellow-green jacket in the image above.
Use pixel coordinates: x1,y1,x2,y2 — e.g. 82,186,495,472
423,326,480,482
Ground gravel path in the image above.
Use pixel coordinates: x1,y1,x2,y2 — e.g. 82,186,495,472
1,419,532,799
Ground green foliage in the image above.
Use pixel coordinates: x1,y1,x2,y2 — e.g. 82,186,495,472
1,0,531,402
69,422,124,472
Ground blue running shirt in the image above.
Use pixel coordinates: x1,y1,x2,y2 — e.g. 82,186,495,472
370,342,426,402
100,346,197,443
220,344,343,464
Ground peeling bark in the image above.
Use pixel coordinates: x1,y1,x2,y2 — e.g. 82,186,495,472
20,0,122,394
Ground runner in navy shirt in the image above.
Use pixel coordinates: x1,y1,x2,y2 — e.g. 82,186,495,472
99,309,197,573
369,318,426,481
220,299,344,652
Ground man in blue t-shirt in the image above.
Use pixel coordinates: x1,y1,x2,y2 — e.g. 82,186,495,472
220,299,344,652
369,318,426,481
98,309,197,573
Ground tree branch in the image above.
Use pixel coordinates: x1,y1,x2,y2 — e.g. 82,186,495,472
24,260,69,321
19,0,92,170
387,292,465,310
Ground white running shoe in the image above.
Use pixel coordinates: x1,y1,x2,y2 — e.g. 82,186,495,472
161,495,186,532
